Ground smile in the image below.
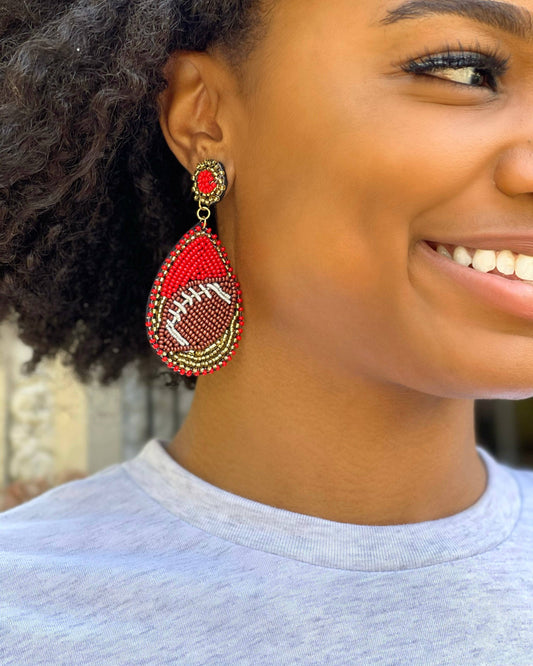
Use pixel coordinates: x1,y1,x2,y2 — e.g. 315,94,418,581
415,240,533,321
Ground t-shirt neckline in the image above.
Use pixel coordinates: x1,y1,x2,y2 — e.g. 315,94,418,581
123,439,521,572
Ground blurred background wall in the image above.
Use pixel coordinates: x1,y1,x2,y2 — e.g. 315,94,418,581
1,320,532,509
0,321,194,509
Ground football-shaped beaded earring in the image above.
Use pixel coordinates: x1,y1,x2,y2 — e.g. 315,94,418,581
145,159,243,376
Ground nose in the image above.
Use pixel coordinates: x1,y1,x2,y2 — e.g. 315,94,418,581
494,140,533,197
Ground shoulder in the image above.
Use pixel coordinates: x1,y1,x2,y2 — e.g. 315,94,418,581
0,463,164,555
508,458,533,487
510,462,533,515
1,463,126,520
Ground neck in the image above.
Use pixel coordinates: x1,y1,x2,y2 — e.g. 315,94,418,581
168,334,486,526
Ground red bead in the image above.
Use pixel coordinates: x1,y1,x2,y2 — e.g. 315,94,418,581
196,169,217,194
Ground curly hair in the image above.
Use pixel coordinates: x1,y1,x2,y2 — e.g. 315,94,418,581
0,0,270,389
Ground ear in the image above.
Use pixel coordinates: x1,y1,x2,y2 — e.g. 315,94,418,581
157,50,235,185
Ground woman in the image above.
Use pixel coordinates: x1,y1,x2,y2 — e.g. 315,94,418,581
1,0,532,663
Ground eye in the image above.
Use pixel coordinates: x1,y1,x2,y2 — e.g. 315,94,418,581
402,49,509,93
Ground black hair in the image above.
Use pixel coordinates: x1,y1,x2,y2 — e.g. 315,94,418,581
0,0,270,390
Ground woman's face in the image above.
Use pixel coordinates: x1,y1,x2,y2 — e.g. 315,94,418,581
218,0,533,399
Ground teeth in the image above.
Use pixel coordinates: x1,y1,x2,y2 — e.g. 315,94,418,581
437,244,452,259
434,242,533,282
515,254,533,281
496,250,515,275
472,249,496,273
452,246,473,267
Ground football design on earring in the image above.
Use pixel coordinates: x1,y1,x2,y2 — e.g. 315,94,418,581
145,159,243,376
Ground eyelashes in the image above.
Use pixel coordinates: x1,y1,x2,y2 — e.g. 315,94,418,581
400,43,510,92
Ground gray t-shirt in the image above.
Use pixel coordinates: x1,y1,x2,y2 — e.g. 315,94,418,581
1,438,532,665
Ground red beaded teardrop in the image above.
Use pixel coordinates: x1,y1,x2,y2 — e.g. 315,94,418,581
145,159,243,376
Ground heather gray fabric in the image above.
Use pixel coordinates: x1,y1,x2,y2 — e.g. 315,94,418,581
1,438,532,665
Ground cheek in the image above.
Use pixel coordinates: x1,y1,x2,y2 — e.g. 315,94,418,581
234,81,446,343
232,84,417,378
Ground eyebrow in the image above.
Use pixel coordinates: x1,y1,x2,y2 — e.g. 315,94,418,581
380,0,533,40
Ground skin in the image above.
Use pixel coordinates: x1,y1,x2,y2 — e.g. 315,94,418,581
156,0,533,525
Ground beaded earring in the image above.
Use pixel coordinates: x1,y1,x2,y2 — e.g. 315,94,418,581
145,159,243,376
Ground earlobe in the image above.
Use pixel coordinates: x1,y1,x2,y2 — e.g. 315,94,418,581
157,51,225,175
